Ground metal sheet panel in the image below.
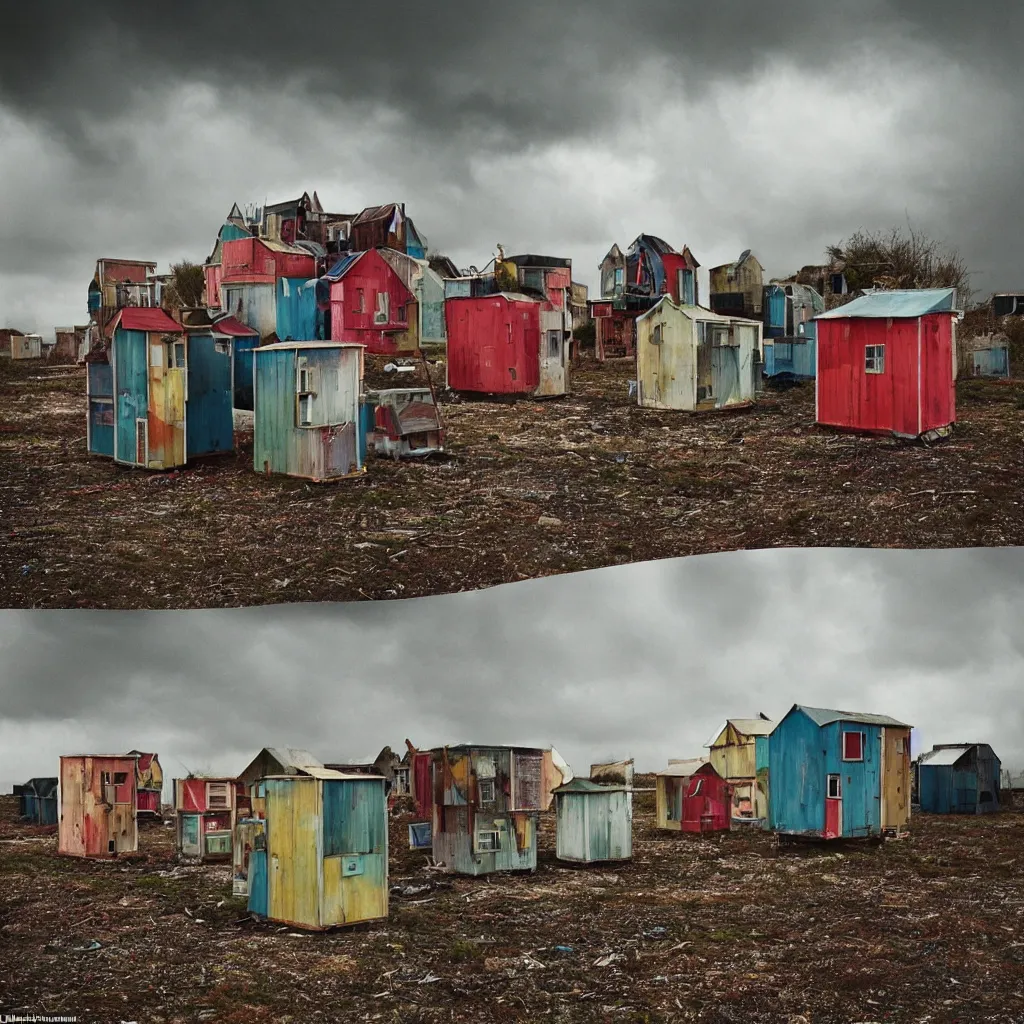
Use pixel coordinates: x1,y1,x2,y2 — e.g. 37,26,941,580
265,778,321,929
186,333,234,458
113,329,148,466
276,277,319,342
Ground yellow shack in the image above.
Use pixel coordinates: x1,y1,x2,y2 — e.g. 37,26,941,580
246,767,388,931
706,716,775,822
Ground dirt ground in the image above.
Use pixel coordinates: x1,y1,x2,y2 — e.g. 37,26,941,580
2,357,1023,609
2,790,1023,1023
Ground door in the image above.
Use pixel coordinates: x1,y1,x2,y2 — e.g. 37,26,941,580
266,779,320,928
114,329,148,465
186,334,233,458
696,323,714,405
825,774,842,839
880,728,908,831
322,421,359,479
711,337,741,407
246,820,268,916
537,323,566,396
180,814,201,857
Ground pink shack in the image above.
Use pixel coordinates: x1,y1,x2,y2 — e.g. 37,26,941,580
58,754,139,859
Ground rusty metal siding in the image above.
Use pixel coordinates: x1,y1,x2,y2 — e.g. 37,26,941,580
58,755,138,859
222,282,277,339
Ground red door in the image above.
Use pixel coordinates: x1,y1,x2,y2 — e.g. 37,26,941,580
825,774,842,839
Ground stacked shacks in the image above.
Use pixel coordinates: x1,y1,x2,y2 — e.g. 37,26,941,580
813,288,960,441
553,759,633,864
635,297,762,411
175,775,247,862
204,203,257,314
768,705,912,842
87,306,234,469
58,753,139,859
590,235,700,361
709,250,764,320
655,759,732,834
705,717,774,824
916,744,1002,815
425,745,572,876
233,746,388,929
86,258,160,352
761,281,825,380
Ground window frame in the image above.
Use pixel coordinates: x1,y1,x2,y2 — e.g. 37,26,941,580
865,344,886,374
827,774,842,799
477,777,496,805
475,828,501,852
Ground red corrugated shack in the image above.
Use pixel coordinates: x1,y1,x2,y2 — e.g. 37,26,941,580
814,288,960,440
445,291,543,395
656,761,732,833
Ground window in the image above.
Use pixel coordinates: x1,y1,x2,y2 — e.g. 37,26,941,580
827,774,842,799
895,737,905,755
478,778,495,804
865,344,885,374
207,782,230,809
298,393,313,426
842,731,864,762
476,829,501,852
355,288,365,313
652,323,663,345
214,340,230,356
374,291,390,324
113,772,128,785
397,304,407,323
173,342,186,368
547,330,561,358
614,267,624,287
296,357,317,427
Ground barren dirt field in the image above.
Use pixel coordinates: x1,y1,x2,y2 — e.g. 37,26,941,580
2,791,1024,1023
2,357,1023,609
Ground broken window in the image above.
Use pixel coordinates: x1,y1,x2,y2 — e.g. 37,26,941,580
296,357,317,427
827,774,842,799
865,345,885,374
842,731,864,762
112,773,128,785
478,777,496,804
652,323,663,345
476,829,501,852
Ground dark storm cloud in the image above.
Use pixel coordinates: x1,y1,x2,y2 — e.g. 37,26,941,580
3,1,1024,331
2,548,1024,795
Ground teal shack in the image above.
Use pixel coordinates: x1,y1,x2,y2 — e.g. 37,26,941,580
768,705,913,842
87,307,234,469
553,778,632,864
252,341,366,482
916,743,1001,815
209,315,260,411
246,768,389,931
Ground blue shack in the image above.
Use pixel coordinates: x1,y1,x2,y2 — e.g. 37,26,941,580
86,307,234,469
768,704,912,841
916,743,1001,815
761,282,824,379
16,777,58,825
252,341,366,482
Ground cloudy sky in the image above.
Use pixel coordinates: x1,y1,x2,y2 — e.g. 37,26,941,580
1,1,1020,336
2,546,1023,797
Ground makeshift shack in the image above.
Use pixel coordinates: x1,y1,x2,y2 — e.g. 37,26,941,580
655,761,731,833
175,776,247,862
58,754,139,859
364,387,445,458
768,704,912,841
814,288,960,440
252,341,366,482
916,743,1001,815
245,768,388,930
428,745,549,876
705,717,774,822
17,777,58,825
635,297,761,411
553,778,632,863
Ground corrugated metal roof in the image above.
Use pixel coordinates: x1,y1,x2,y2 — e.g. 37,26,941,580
211,316,258,337
728,718,775,736
114,308,183,333
795,705,911,729
261,238,314,256
815,288,958,320
918,745,972,767
323,251,366,281
656,758,708,778
264,747,322,772
257,340,364,352
553,778,627,794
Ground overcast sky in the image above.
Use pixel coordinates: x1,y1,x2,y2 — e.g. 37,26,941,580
1,1,1021,336
2,546,1023,797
